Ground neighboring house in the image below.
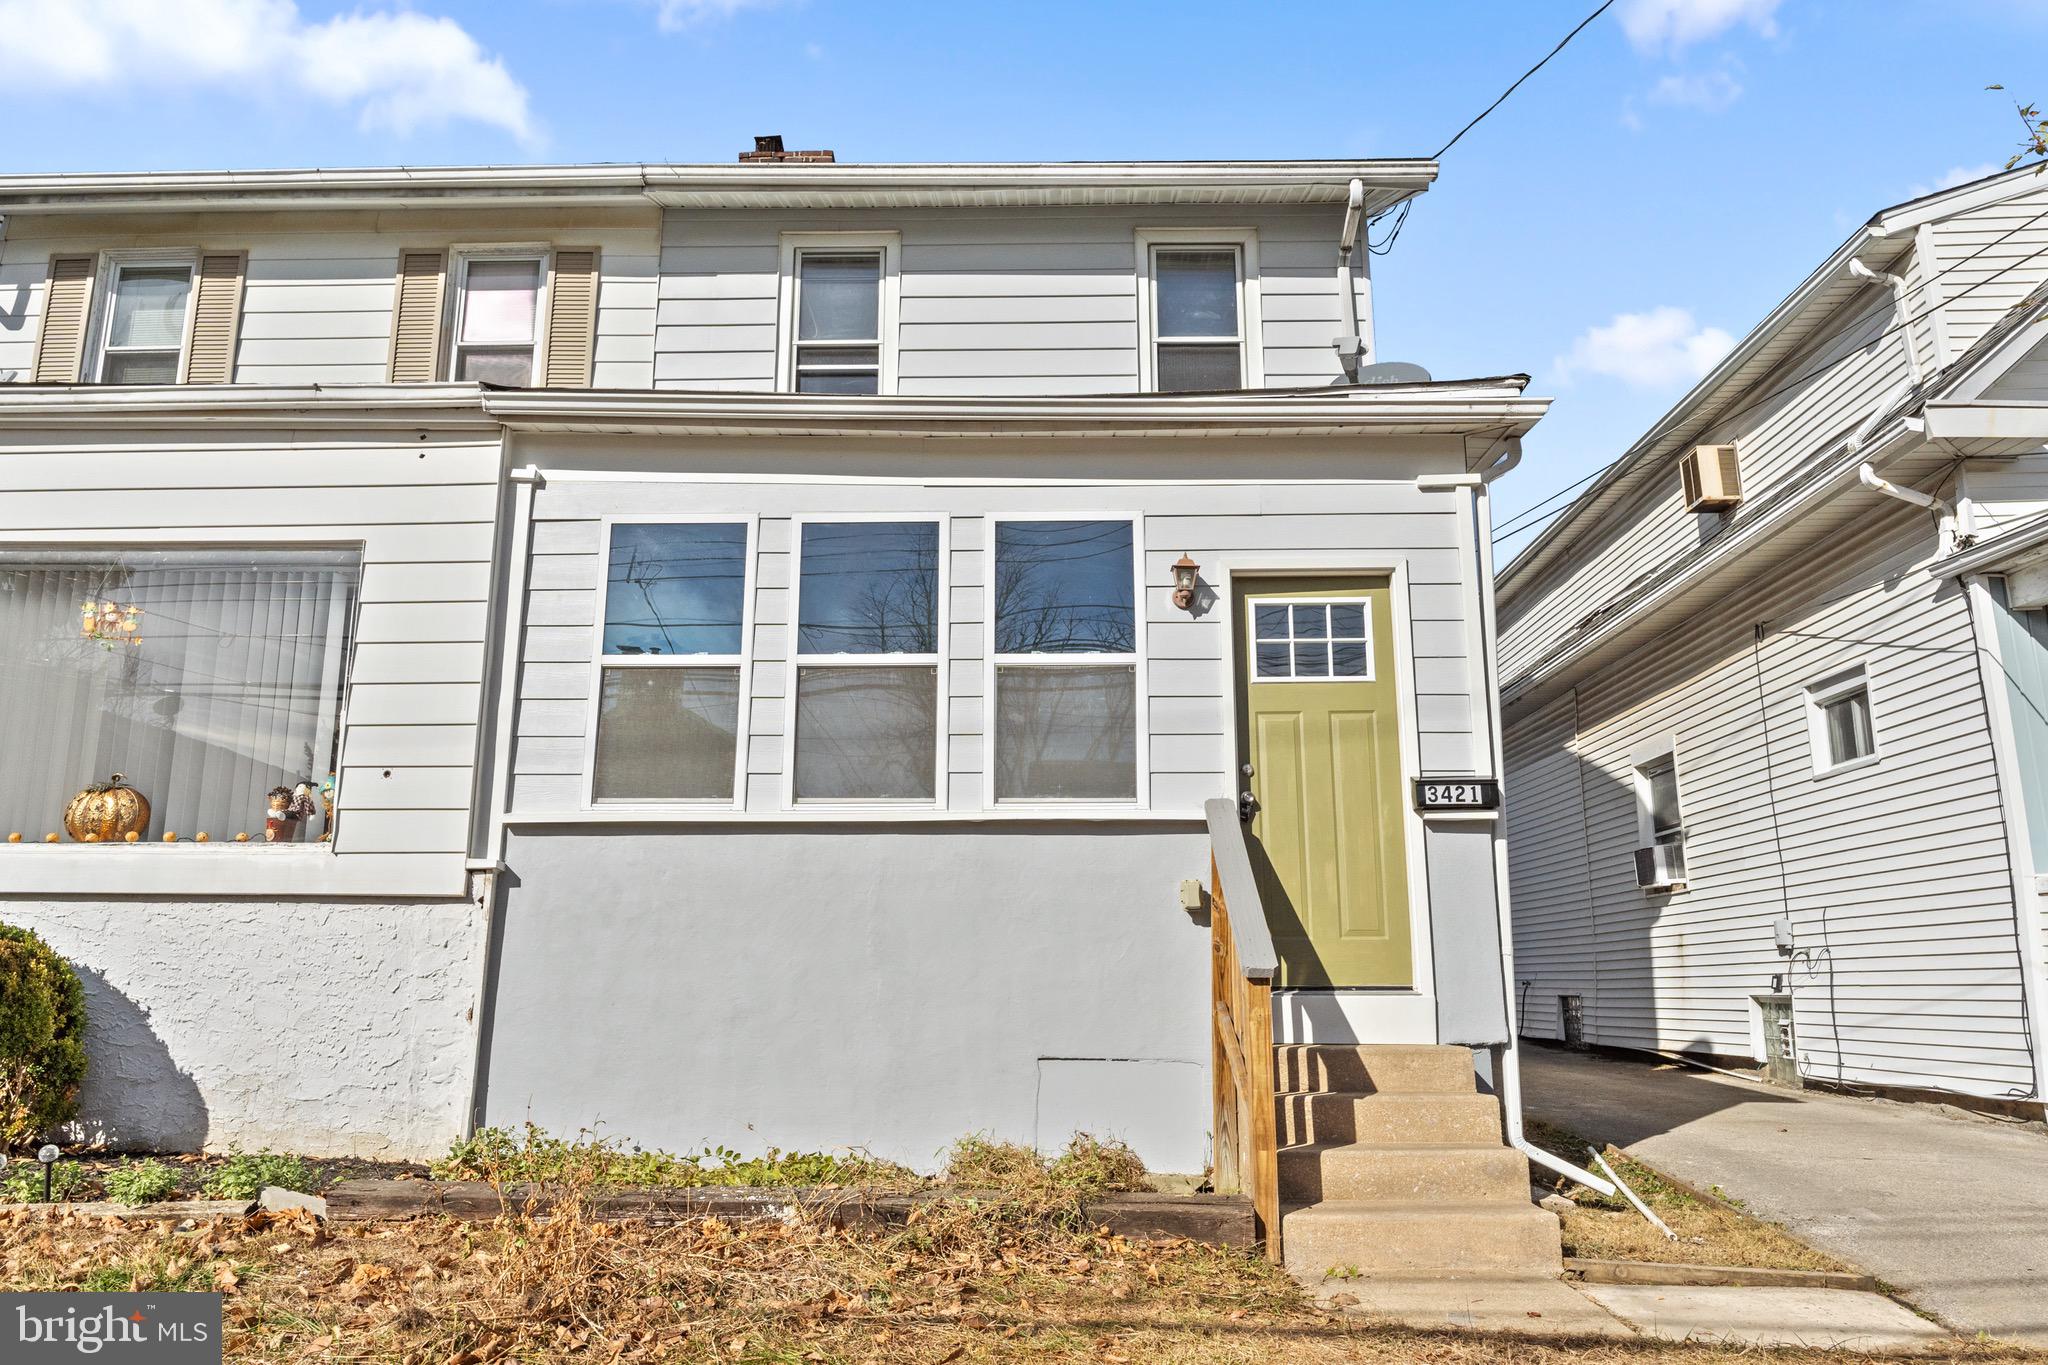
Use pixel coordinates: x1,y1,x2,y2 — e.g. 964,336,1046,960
0,151,1549,1244
1498,165,2048,1114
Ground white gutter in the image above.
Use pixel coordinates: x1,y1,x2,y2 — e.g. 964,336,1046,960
1849,258,1925,388
1334,178,1366,380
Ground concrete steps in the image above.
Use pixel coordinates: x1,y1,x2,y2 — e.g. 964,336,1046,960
1268,1043,1561,1280
1282,1200,1565,1278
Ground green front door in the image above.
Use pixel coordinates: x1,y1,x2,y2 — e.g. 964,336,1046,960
1237,576,1413,988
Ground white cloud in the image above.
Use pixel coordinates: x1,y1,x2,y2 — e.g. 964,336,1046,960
0,0,534,143
1647,67,1744,112
1556,307,1736,389
650,0,781,30
1617,0,1782,54
1905,163,2004,199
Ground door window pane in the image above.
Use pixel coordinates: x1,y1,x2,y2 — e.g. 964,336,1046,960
603,522,748,656
995,666,1136,801
797,521,938,654
0,550,358,842
592,668,740,802
1250,598,1373,680
994,521,1135,654
793,665,937,800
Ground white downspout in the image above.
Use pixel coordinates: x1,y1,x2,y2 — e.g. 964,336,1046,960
1859,461,1961,552
1849,258,1925,390
1334,178,1366,381
1464,456,1619,1199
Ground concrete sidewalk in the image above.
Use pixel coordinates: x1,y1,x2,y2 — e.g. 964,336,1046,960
1521,1046,2048,1347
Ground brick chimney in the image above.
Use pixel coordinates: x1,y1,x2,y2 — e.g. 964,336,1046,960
739,134,835,164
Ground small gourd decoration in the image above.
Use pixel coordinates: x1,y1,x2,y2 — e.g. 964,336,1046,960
64,773,150,843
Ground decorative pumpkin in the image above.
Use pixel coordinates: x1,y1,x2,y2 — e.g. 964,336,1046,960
63,774,150,843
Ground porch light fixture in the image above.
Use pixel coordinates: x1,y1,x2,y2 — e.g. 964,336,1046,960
1171,554,1201,611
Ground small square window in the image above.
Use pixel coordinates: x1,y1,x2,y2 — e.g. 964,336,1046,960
1806,667,1877,773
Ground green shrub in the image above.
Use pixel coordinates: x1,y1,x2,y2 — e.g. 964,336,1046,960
1,1158,88,1203
0,926,89,1148
434,1123,914,1190
102,1159,180,1207
202,1152,315,1200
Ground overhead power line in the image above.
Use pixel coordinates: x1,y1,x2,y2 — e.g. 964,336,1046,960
1432,0,1618,162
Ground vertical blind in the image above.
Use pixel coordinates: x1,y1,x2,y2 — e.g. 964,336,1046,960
0,550,359,841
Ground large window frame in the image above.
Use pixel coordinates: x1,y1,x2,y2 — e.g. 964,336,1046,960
1804,664,1880,777
985,515,1149,810
1135,227,1264,393
445,246,552,387
88,250,199,385
782,512,947,809
775,231,901,395
583,514,757,811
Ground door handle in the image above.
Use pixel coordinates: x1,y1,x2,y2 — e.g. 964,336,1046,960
1237,790,1259,822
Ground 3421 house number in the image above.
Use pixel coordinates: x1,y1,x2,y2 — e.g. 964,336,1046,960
1412,778,1501,811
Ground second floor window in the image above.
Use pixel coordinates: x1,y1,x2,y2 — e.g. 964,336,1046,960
98,262,194,384
793,251,883,394
450,255,543,385
1152,247,1245,392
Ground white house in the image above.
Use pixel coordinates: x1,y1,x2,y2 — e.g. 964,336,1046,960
1498,165,2048,1115
0,148,1564,1272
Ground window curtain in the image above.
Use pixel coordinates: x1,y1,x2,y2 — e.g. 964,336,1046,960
0,551,358,841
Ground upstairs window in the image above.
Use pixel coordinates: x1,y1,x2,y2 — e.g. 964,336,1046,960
97,261,194,384
992,520,1141,803
1632,751,1686,889
1806,666,1877,774
793,251,882,394
450,254,544,386
790,520,941,803
1150,247,1245,392
0,549,358,844
591,521,751,805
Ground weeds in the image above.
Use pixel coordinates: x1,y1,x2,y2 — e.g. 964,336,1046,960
434,1122,918,1190
102,1159,179,1207
1,1159,87,1203
201,1152,316,1200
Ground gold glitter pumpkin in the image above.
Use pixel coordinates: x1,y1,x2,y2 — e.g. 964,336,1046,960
64,773,150,843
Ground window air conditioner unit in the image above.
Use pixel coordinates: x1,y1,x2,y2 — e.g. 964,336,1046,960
1681,444,1743,513
1634,843,1686,889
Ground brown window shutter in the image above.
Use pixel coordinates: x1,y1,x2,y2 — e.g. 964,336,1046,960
541,248,600,388
387,249,448,382
182,252,246,384
30,255,96,384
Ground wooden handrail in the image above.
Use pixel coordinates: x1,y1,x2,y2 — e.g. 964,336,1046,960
1204,797,1281,1261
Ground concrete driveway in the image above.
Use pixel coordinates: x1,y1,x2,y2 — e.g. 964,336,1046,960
1520,1045,2048,1347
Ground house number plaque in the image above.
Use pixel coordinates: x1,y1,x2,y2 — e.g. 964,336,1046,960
1412,777,1501,811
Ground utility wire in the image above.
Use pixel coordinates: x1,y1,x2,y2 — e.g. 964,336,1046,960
1432,0,1618,161
1492,202,2048,545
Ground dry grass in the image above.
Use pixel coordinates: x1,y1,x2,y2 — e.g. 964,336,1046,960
1525,1118,1851,1272
4,1197,2040,1364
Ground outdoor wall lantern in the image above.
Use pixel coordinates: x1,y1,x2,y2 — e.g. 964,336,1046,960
1171,554,1202,611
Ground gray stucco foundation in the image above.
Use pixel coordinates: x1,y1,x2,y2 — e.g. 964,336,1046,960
2,899,483,1158
479,823,1212,1173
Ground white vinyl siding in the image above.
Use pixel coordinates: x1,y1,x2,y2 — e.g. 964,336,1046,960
1923,177,2048,358
504,440,1474,818
0,427,501,897
0,209,658,387
654,205,1365,394
1504,506,2038,1098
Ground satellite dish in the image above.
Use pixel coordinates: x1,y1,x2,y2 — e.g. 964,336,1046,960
1354,362,1432,385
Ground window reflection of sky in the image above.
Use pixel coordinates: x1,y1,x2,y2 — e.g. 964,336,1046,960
603,523,748,656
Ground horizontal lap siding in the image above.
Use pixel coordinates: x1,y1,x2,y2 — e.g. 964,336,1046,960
1500,292,1910,682
1927,180,2048,357
0,430,500,888
511,465,1470,817
1504,506,2037,1098
0,210,659,387
653,206,1360,394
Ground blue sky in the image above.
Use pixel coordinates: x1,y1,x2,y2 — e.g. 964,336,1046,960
1,0,2041,552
